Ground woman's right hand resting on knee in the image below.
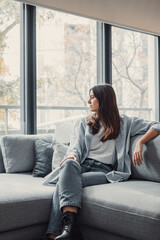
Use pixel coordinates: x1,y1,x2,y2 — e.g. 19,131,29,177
59,154,78,167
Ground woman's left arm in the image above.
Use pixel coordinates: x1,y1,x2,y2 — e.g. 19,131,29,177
133,129,159,167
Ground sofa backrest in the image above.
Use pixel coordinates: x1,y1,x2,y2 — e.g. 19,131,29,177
129,134,160,182
0,134,53,173
0,145,5,173
1,132,160,182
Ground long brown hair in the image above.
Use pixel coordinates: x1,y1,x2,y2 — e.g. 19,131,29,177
87,84,121,141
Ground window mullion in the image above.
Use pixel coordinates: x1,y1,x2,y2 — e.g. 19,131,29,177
25,4,37,134
104,24,112,84
97,22,104,84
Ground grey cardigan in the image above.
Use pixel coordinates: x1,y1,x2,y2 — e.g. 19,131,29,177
44,115,160,185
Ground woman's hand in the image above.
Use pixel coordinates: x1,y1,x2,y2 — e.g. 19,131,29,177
59,155,78,167
133,140,143,167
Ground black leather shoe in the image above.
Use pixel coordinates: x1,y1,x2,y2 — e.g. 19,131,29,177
55,211,83,240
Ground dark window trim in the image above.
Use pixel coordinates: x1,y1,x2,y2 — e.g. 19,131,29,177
97,23,112,84
25,4,37,134
104,24,112,84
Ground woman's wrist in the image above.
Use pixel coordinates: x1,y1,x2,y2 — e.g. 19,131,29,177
139,139,144,145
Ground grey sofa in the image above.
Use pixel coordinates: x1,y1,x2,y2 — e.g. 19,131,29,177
0,133,160,240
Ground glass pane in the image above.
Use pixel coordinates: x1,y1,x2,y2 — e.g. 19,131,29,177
0,0,20,135
112,27,158,120
36,8,97,133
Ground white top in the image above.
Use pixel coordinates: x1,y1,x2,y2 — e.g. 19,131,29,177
87,121,116,165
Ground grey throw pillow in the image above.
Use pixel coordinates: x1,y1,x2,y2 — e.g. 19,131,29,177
52,143,69,169
32,139,54,177
1,136,35,173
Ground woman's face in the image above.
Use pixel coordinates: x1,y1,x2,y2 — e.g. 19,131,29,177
88,90,99,113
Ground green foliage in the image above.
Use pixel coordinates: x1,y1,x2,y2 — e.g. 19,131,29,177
0,77,20,105
0,0,20,108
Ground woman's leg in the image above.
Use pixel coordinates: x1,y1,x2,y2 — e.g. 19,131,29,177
47,159,82,240
55,159,111,240
81,159,112,187
54,159,83,240
47,159,111,239
81,171,108,187
58,159,82,210
47,182,63,237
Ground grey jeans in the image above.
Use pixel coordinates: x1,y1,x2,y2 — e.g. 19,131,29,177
47,158,113,235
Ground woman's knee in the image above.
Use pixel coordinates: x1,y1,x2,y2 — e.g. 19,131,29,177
60,159,81,172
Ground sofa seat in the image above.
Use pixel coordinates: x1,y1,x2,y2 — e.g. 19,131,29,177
79,180,160,240
1,173,160,240
0,173,55,233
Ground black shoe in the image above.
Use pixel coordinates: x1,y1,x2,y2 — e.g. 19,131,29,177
55,211,83,240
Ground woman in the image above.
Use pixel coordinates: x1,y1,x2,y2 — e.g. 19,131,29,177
44,84,160,240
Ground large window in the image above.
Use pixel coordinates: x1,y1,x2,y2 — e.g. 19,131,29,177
36,8,97,133
112,27,158,120
0,2,159,136
0,0,20,135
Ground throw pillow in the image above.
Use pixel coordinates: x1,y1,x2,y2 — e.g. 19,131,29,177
1,136,35,173
52,143,69,169
32,139,54,177
55,120,76,144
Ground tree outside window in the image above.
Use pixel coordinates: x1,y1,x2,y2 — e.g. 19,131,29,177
112,27,158,120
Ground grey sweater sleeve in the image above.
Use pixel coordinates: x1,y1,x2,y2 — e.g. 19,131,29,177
63,118,87,162
129,116,160,136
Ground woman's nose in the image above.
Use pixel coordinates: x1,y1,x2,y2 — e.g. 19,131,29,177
88,99,91,104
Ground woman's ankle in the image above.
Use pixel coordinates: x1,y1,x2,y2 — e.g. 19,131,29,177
63,206,78,213
48,234,56,239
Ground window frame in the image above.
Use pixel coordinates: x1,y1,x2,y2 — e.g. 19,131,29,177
21,3,37,134
18,4,160,136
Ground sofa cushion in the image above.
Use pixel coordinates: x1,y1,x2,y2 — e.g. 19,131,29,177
129,135,160,182
1,135,53,173
80,225,130,240
1,136,35,173
0,223,48,240
32,139,54,177
0,173,55,232
79,180,160,240
0,144,5,173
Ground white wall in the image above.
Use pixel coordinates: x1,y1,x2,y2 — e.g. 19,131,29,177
15,0,160,35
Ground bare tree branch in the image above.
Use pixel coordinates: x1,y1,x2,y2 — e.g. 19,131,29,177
1,20,19,40
73,54,87,106
113,33,146,92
